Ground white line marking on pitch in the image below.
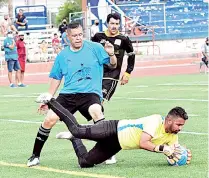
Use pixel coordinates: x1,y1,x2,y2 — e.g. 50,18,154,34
157,83,208,86
0,119,207,135
122,63,196,69
0,72,49,78
113,97,208,102
135,85,149,88
0,119,63,125
0,161,125,178
180,131,208,135
0,95,37,98
0,119,43,124
188,114,199,117
136,64,196,69
157,81,207,85
127,88,208,93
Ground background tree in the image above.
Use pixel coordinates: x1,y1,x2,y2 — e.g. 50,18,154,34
56,0,82,25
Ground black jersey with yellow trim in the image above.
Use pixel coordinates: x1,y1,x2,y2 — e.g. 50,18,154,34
91,31,135,80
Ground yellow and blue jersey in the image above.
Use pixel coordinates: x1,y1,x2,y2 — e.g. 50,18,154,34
49,40,110,99
117,114,178,150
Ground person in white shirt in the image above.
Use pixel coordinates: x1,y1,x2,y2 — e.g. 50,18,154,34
201,37,209,68
0,14,17,37
90,19,100,38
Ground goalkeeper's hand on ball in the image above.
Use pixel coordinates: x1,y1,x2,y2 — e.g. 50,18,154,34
174,144,192,164
154,145,181,164
186,148,192,164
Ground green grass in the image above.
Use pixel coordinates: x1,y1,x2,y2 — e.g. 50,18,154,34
0,74,208,178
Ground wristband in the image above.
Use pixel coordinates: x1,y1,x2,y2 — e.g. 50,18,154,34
124,72,131,78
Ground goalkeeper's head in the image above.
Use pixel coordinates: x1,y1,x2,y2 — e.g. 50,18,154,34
164,107,188,134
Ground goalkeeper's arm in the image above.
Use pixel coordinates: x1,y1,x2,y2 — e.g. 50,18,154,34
139,131,174,156
139,131,158,152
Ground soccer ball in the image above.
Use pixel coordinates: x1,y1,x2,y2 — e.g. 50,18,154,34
167,146,188,166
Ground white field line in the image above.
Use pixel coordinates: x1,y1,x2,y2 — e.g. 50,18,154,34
0,95,37,98
0,63,196,79
0,119,207,135
134,85,149,88
180,131,208,135
122,63,196,69
188,114,199,117
0,119,43,124
0,95,207,102
0,161,125,178
0,72,49,78
157,83,208,86
127,88,208,93
113,97,208,102
157,81,208,84
134,81,208,88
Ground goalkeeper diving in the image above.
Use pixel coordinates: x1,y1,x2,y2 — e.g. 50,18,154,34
36,93,192,168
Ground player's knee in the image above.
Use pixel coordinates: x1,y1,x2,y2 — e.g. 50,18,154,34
43,110,59,128
78,157,94,168
88,104,104,121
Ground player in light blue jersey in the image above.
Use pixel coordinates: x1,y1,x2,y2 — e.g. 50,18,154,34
27,22,117,167
4,30,23,87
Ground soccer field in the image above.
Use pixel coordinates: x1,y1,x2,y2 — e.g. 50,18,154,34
0,74,208,178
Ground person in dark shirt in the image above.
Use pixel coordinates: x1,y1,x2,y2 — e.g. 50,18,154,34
92,13,135,102
15,9,28,30
58,19,68,36
91,13,135,164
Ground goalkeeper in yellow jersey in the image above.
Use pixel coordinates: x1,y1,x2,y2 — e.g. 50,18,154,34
36,94,192,168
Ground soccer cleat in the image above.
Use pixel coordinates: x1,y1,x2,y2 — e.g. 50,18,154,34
105,155,117,164
56,131,74,140
18,83,27,87
10,83,17,88
27,155,40,167
36,93,52,104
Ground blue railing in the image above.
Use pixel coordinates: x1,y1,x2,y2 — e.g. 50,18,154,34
115,0,208,40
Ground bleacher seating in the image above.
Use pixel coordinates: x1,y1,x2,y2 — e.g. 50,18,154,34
115,0,208,40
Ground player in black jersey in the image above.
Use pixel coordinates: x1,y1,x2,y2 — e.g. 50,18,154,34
91,13,135,101
91,13,135,164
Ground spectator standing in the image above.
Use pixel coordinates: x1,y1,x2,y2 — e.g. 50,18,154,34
58,19,68,36
201,37,209,68
3,30,24,87
61,27,70,48
90,19,100,38
16,31,27,86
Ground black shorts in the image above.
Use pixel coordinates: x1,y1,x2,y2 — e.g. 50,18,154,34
102,78,118,101
79,120,122,167
56,93,101,121
202,56,208,67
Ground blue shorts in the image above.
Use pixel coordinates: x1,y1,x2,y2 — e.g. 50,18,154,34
7,60,20,72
